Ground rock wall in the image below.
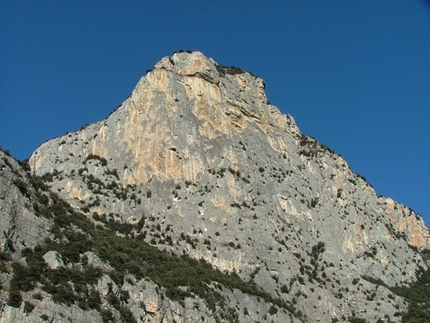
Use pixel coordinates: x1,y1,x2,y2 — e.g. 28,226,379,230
0,151,52,257
0,52,428,322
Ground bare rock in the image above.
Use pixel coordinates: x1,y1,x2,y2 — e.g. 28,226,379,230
1,52,428,322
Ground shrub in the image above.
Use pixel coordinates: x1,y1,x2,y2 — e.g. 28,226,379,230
33,292,43,300
10,263,34,291
24,301,35,313
87,289,101,310
119,305,137,323
106,293,121,310
13,179,30,197
269,305,278,315
85,154,107,166
100,309,113,322
216,64,246,76
7,290,22,308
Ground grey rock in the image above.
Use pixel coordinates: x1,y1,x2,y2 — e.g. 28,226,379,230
1,51,429,322
0,151,52,257
43,251,64,269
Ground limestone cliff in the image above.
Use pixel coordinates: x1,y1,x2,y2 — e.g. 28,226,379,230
0,151,52,257
1,51,429,322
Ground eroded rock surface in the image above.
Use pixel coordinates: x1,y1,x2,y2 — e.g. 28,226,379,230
1,52,429,322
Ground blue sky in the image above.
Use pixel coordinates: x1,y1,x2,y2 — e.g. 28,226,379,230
1,1,429,226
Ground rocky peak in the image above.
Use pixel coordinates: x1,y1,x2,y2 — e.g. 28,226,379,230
29,51,300,186
2,52,428,322
155,51,221,82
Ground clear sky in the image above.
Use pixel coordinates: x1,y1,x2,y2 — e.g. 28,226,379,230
1,1,429,226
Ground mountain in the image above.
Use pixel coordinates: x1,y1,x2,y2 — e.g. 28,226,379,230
1,51,429,322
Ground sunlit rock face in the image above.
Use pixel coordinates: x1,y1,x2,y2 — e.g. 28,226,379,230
30,51,299,185
6,51,426,322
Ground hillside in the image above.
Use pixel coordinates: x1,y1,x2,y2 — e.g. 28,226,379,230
1,51,429,322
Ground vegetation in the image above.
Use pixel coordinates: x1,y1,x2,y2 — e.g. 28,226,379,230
85,154,108,166
0,145,12,157
24,301,35,313
216,64,246,76
7,289,22,308
362,264,430,322
3,151,429,322
4,174,292,322
390,267,430,322
298,135,335,157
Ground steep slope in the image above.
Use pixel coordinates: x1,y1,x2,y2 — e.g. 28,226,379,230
0,150,52,256
1,51,429,322
1,148,294,322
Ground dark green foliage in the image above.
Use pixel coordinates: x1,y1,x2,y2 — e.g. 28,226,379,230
43,280,78,306
85,154,107,166
78,168,87,176
7,172,293,319
348,317,366,323
0,251,11,261
13,178,30,197
422,248,430,262
0,146,12,156
100,309,114,323
10,262,36,291
29,167,45,184
361,275,387,288
310,198,319,208
356,173,367,182
7,290,22,307
362,263,430,322
216,64,246,76
311,242,326,260
105,168,119,180
391,266,430,322
299,135,335,156
0,251,11,272
87,289,101,310
31,186,75,220
119,305,137,323
61,235,92,263
24,301,35,313
106,293,121,310
85,215,290,315
268,305,278,315
136,216,145,231
33,292,43,300
9,217,103,306
20,159,31,172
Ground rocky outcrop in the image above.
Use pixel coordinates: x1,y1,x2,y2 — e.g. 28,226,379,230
1,52,429,322
0,150,52,257
29,51,300,186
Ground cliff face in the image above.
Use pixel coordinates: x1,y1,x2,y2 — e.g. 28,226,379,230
1,51,429,322
0,151,52,257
